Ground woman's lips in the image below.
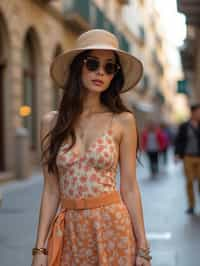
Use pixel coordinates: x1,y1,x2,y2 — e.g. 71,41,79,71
92,80,104,86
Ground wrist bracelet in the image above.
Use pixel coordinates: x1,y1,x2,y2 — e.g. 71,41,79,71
138,247,150,253
32,247,48,256
137,253,152,261
137,249,152,261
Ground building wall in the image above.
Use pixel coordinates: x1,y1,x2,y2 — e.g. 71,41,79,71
94,0,123,25
121,0,182,124
0,0,182,177
0,0,78,174
177,2,200,107
0,0,131,176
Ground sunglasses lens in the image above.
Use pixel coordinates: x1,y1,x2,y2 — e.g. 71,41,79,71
86,58,99,71
105,63,118,74
84,57,119,75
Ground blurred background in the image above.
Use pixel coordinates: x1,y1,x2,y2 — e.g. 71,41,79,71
0,0,200,266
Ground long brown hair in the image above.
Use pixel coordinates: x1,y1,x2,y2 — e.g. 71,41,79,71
41,50,139,176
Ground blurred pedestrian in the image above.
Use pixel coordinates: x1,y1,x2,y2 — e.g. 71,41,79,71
141,121,165,177
31,29,151,266
174,103,200,215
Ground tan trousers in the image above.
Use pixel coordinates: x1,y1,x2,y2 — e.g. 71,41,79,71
183,156,200,208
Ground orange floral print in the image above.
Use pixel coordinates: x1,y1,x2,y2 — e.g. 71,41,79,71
53,129,137,265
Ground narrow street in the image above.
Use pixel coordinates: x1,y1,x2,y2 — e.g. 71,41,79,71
0,150,200,266
138,151,200,266
0,0,198,266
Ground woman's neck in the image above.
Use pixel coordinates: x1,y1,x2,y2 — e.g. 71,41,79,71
82,92,107,116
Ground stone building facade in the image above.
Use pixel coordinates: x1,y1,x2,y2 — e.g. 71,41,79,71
0,0,130,178
0,0,179,180
177,1,200,103
0,0,78,176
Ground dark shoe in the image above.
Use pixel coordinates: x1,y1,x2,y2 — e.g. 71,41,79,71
185,207,194,215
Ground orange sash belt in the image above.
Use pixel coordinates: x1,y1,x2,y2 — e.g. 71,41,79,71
47,191,121,266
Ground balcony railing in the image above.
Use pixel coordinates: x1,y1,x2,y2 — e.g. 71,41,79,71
62,0,130,51
62,0,91,31
118,33,130,52
94,4,104,29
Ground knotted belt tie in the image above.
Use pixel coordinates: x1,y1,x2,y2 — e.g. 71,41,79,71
47,191,121,266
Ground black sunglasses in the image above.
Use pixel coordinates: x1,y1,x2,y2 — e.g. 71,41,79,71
83,57,120,75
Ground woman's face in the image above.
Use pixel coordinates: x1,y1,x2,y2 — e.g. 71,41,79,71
81,50,117,93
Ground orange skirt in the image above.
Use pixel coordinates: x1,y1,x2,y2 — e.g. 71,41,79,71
48,192,136,266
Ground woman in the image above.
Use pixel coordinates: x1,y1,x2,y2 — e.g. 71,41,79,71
31,29,151,266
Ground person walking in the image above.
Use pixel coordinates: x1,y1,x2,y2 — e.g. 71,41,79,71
31,29,151,266
174,103,200,215
141,121,165,177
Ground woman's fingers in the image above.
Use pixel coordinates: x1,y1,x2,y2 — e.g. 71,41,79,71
136,256,151,266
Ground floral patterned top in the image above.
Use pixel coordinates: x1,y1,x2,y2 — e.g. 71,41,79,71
56,125,118,200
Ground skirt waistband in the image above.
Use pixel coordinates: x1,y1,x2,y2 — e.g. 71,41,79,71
61,191,121,210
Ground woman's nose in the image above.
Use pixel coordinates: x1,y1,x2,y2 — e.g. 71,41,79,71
96,64,105,75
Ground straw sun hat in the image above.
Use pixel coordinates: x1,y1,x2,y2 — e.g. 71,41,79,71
50,29,143,93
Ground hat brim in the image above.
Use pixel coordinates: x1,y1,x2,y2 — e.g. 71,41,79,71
50,46,143,93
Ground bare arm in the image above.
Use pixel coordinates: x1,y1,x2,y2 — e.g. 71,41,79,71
119,112,148,249
34,111,60,249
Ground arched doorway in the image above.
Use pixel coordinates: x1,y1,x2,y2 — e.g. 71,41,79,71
52,45,63,110
22,28,39,150
0,14,8,171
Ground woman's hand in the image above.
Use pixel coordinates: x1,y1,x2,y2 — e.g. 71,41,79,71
136,255,151,266
31,254,48,266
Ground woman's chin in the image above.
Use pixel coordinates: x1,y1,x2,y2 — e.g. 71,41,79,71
87,86,106,93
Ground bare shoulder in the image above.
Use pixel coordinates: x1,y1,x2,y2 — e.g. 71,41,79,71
40,111,58,138
41,110,58,129
113,112,136,142
115,112,136,130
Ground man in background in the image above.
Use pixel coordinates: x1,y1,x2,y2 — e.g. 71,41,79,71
174,103,200,215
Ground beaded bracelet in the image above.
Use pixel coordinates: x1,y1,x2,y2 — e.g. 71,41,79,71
137,248,152,261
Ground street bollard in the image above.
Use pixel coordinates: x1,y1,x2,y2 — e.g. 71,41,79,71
15,127,31,180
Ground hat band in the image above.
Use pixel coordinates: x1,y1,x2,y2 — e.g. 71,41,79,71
75,44,119,51
76,33,119,49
